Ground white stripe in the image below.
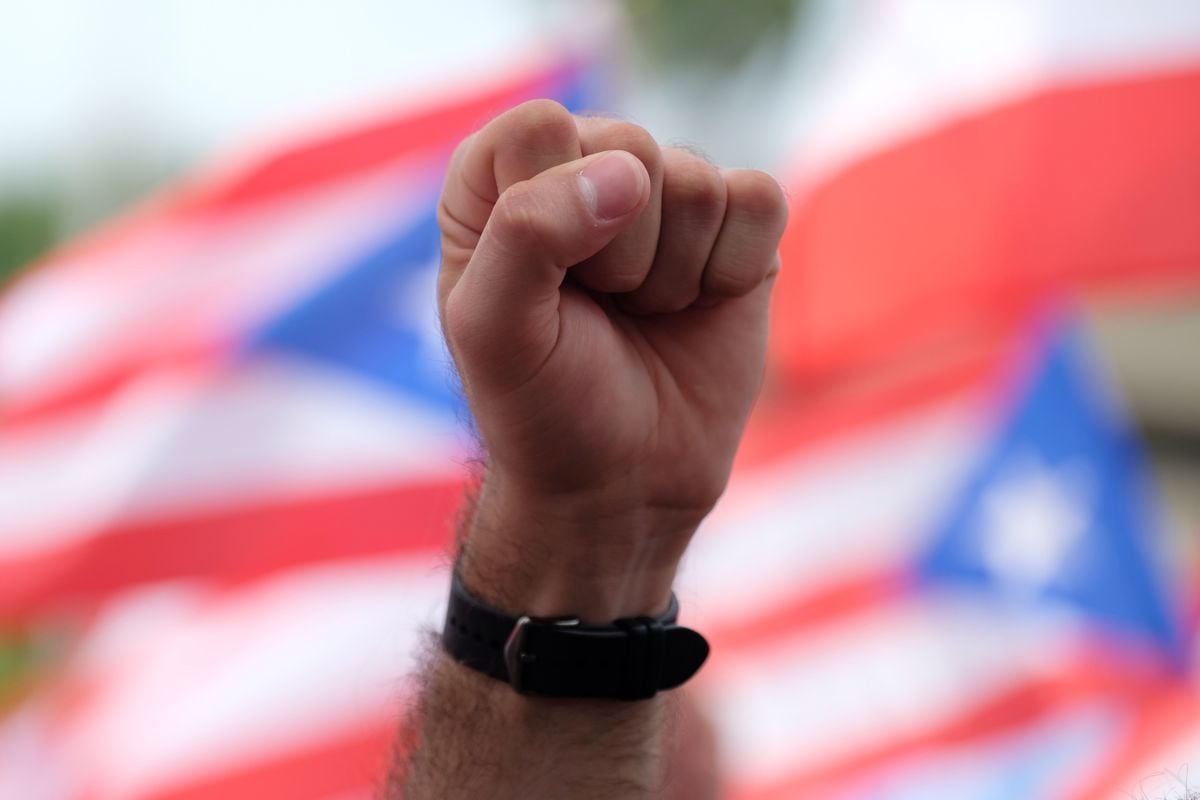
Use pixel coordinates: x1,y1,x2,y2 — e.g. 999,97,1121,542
53,556,447,799
0,369,206,557
790,0,1200,190
0,357,465,558
0,704,73,800
704,593,1088,790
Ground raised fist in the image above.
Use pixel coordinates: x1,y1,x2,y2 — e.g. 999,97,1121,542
437,100,788,621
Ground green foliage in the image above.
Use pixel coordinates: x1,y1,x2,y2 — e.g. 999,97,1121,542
0,192,57,287
623,0,803,71
0,147,183,291
0,631,40,709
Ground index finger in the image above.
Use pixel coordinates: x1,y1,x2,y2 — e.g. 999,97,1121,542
437,100,583,309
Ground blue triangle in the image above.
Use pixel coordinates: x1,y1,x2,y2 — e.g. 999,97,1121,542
245,199,466,417
919,321,1187,666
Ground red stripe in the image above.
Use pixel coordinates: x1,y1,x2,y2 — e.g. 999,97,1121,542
134,717,402,800
742,328,1001,470
1063,686,1200,800
0,479,463,621
773,66,1200,383
170,62,585,216
0,342,222,431
706,567,909,653
728,666,1161,800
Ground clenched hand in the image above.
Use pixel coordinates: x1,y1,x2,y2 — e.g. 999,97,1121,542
436,100,788,622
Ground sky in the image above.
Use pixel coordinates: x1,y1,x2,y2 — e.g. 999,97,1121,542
0,0,615,180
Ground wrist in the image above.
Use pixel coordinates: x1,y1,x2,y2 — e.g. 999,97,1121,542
457,472,704,622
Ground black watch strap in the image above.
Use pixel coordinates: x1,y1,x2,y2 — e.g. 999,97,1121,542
442,573,709,700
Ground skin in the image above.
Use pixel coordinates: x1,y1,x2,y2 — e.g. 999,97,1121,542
397,99,788,799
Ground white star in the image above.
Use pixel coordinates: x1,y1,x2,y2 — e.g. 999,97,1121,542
978,454,1093,592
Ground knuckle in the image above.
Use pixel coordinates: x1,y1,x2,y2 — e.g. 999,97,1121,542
491,183,547,248
731,170,789,233
501,99,577,154
597,121,662,174
667,157,727,222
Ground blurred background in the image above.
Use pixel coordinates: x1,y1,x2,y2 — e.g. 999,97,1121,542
1,1,1198,798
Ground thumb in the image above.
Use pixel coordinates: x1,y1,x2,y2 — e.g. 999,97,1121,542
443,150,650,388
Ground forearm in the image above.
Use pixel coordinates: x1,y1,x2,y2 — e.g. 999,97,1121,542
395,478,700,799
402,651,669,799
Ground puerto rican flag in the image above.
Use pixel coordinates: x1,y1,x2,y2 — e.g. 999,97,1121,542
2,2,1199,799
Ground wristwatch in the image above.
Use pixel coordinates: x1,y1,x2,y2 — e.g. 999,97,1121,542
442,573,710,700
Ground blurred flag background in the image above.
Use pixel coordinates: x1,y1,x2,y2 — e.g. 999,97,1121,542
1,2,1198,798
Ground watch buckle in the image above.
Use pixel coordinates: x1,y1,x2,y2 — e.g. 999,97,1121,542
503,614,579,693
